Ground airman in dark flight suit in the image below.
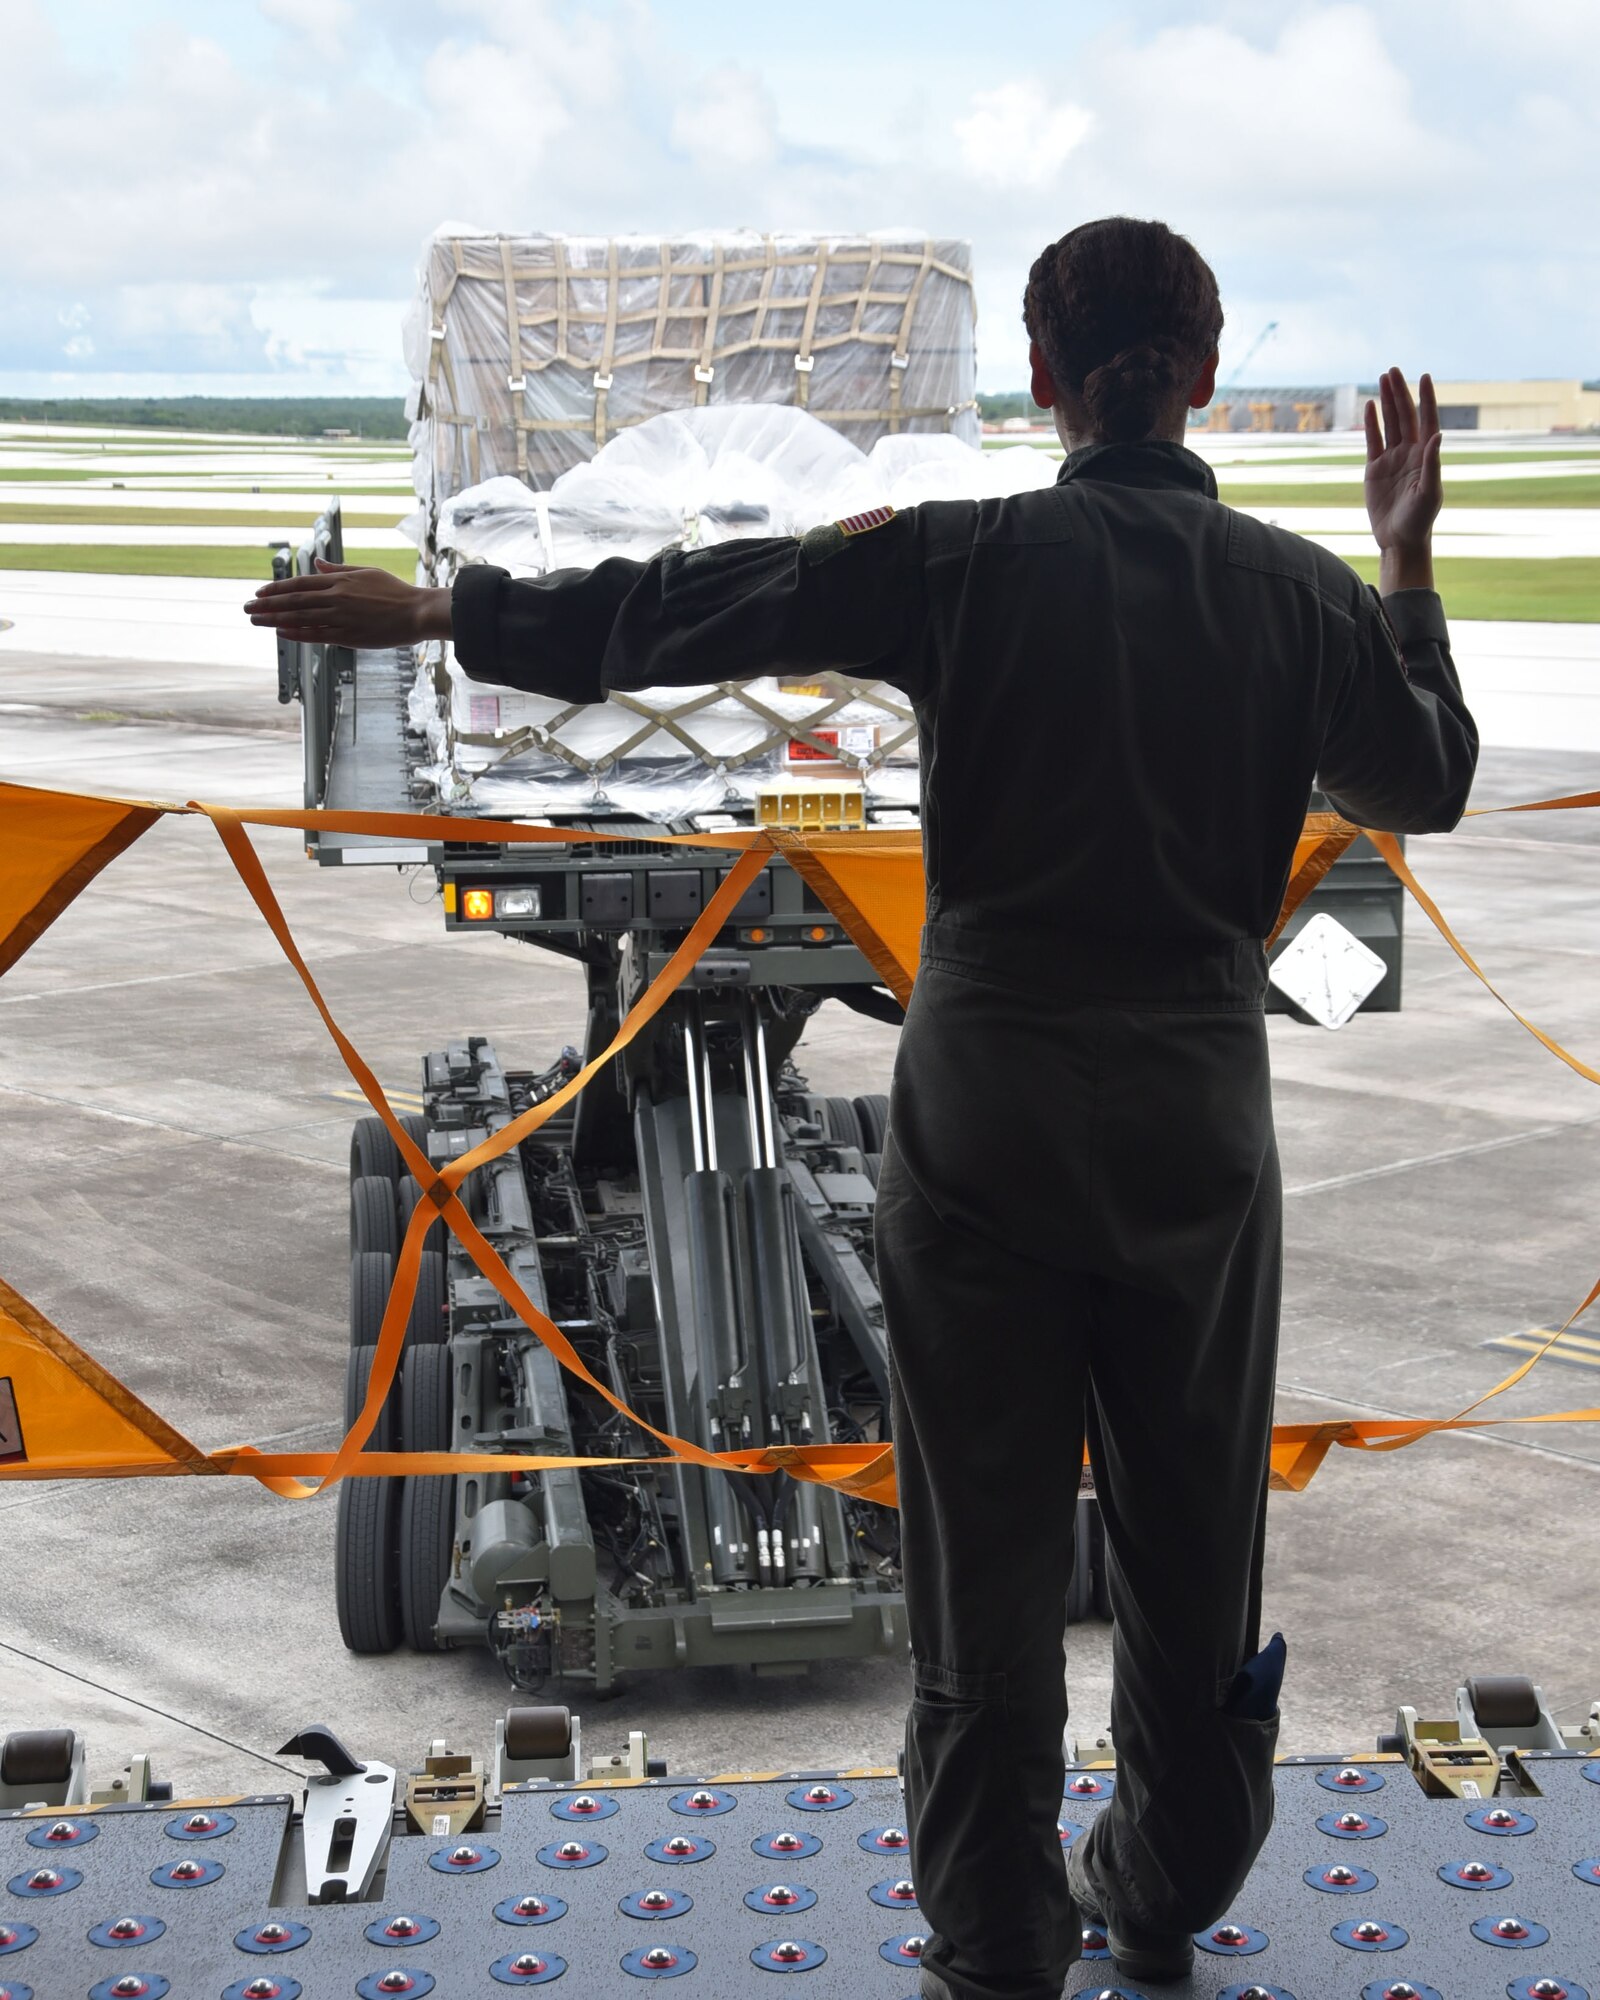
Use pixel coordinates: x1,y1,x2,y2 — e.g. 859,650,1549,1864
245,220,1477,2000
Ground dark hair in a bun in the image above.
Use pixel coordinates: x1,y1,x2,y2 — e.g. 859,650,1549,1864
1023,218,1224,443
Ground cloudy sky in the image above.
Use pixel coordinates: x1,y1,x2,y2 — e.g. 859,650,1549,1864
3,0,1596,398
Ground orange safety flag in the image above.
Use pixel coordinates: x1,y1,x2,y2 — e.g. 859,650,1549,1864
0,778,1596,1506
0,1274,208,1478
0,783,164,977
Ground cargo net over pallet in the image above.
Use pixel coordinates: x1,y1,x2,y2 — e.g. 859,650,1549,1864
412,655,919,825
405,403,1060,822
400,229,979,503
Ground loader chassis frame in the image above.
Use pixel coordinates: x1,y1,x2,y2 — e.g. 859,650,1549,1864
277,513,1376,1694
402,982,908,1695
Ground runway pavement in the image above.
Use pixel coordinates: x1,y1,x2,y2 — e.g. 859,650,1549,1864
1,558,1598,1800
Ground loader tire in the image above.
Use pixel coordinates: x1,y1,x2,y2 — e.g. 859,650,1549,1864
399,1342,455,1652
343,1340,403,1441
350,1250,394,1351
407,1249,448,1345
853,1093,889,1153
350,1174,399,1259
822,1096,864,1150
334,1343,403,1655
350,1115,402,1185
398,1174,447,1257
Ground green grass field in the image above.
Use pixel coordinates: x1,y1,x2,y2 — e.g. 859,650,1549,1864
1217,475,1600,509
985,440,1600,467
2,540,1591,618
1340,555,1600,621
1206,448,1600,469
0,504,408,528
0,469,413,492
0,544,412,580
0,465,204,482
186,483,414,496
0,443,409,459
0,417,1594,626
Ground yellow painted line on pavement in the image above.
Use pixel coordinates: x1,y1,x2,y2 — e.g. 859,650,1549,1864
1484,1328,1600,1372
328,1086,425,1113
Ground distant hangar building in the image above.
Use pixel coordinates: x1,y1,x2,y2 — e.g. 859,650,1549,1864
1191,378,1600,434
1425,378,1600,431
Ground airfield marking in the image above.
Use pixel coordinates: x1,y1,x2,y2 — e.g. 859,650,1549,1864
327,1086,426,1113
1483,1326,1600,1372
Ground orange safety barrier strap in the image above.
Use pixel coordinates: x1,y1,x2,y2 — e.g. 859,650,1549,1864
0,784,165,978
205,809,897,1506
1268,813,1359,948
1,779,1598,1508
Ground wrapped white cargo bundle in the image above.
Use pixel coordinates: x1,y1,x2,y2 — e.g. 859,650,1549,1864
400,229,979,506
410,406,1056,822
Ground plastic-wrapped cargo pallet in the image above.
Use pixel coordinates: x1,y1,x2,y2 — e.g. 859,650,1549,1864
400,229,979,505
406,405,1059,824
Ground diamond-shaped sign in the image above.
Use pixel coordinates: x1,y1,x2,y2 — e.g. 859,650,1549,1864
1268,912,1386,1030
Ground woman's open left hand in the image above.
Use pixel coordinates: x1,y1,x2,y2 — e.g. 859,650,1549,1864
243,557,433,647
1363,367,1443,555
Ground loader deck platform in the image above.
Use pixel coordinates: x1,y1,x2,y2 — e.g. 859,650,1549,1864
4,1747,1598,1997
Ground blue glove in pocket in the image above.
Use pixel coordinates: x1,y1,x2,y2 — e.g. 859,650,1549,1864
1223,1631,1287,1719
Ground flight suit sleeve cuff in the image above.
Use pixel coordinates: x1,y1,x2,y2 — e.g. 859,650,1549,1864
1378,586,1450,647
450,564,508,677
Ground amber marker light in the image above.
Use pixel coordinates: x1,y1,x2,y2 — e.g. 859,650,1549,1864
806,924,834,942
739,925,771,944
462,887,495,921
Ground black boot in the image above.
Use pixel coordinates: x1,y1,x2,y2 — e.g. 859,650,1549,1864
1065,1840,1195,1984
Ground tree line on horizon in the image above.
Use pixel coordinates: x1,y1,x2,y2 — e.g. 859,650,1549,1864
0,396,414,439
0,392,1047,437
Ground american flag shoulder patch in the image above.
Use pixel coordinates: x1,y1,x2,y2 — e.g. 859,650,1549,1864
838,506,896,537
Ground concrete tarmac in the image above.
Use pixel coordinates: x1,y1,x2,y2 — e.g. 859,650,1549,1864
0,692,1597,1803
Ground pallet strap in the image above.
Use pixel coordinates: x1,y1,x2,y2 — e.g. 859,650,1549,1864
499,236,530,482
2,784,1599,1508
793,245,830,411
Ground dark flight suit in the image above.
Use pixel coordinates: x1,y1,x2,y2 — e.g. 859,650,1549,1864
451,439,1479,2000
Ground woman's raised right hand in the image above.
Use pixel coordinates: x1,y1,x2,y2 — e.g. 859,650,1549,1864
1363,367,1443,558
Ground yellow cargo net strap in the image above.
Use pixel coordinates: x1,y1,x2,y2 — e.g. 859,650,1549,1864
0,780,1597,1507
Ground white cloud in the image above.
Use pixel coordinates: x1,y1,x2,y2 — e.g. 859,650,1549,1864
259,0,354,60
0,1,1594,397
670,66,779,173
955,83,1094,189
1089,6,1464,208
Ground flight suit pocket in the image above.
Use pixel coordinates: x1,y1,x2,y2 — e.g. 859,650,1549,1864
904,1663,1014,1956
1117,1703,1281,1931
